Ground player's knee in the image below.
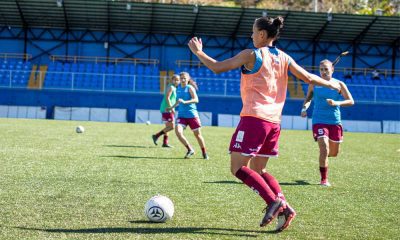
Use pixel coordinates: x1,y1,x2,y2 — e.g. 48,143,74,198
175,129,183,136
193,130,201,137
320,148,329,157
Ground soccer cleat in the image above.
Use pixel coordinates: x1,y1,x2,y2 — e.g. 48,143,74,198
320,180,331,187
276,203,296,232
184,149,195,159
152,135,158,146
260,198,285,227
202,153,209,160
162,143,173,148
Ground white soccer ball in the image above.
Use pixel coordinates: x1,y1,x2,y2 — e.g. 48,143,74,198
144,195,174,223
146,120,151,125
76,126,85,133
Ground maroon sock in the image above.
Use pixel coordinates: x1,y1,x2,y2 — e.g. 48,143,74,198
185,145,192,151
320,167,328,181
235,166,276,205
155,130,165,138
201,147,206,155
163,135,168,145
261,172,286,201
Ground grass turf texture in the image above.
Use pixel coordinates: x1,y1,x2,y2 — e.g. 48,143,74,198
0,118,399,240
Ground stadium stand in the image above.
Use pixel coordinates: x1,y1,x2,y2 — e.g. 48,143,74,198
0,1,398,131
172,62,400,103
0,52,399,103
43,56,161,92
0,53,32,88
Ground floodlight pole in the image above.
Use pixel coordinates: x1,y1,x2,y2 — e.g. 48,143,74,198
313,0,318,12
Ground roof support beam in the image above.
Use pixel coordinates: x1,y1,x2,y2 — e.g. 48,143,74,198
15,0,28,59
230,8,245,58
352,17,378,44
311,21,330,66
189,5,200,62
61,2,70,57
106,0,111,59
15,0,27,27
148,3,155,59
190,5,200,37
392,37,399,76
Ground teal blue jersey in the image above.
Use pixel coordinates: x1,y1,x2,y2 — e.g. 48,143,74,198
160,84,177,113
176,84,198,118
312,79,342,125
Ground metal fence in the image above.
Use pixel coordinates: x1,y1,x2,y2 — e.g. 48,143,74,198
0,69,399,104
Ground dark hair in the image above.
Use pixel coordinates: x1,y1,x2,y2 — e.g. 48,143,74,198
255,16,284,39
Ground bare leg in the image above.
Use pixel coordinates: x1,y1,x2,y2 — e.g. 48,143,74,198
317,137,330,185
317,137,329,167
193,128,206,149
328,140,340,157
162,121,174,133
249,156,269,174
175,124,190,148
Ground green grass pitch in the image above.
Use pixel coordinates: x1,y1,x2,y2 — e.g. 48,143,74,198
0,118,399,239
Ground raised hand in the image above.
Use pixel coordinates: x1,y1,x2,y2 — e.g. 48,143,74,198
188,37,203,55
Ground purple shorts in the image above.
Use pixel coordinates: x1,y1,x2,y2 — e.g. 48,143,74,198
162,112,174,123
312,124,343,142
229,116,281,157
177,117,201,130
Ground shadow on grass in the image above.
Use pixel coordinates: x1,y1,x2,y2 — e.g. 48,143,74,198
15,226,278,238
104,145,155,148
204,180,312,186
203,180,242,184
101,155,180,160
279,180,311,186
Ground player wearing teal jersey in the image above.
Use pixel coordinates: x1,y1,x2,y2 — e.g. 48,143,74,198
152,74,180,148
301,59,354,186
169,72,208,160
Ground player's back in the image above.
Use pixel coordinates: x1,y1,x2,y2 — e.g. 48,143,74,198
240,46,291,123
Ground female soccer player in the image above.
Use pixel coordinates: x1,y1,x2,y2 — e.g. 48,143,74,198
300,59,354,187
188,16,341,231
168,72,209,160
152,74,180,147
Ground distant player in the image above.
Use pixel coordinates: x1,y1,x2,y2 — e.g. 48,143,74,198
152,74,180,148
301,59,354,186
188,16,340,231
168,72,209,160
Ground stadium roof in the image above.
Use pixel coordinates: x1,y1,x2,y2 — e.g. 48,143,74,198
0,0,399,46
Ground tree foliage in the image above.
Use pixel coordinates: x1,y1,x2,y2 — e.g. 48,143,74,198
156,0,399,16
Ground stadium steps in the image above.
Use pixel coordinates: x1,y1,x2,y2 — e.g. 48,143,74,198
28,65,47,89
159,70,167,92
287,76,305,99
27,65,37,88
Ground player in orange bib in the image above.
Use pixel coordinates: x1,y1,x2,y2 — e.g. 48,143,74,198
188,16,341,231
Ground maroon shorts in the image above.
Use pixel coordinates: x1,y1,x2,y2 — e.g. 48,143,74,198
177,117,202,130
229,116,281,157
162,112,175,123
312,124,343,142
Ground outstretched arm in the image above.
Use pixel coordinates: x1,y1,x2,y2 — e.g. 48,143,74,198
289,60,341,92
188,37,254,74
